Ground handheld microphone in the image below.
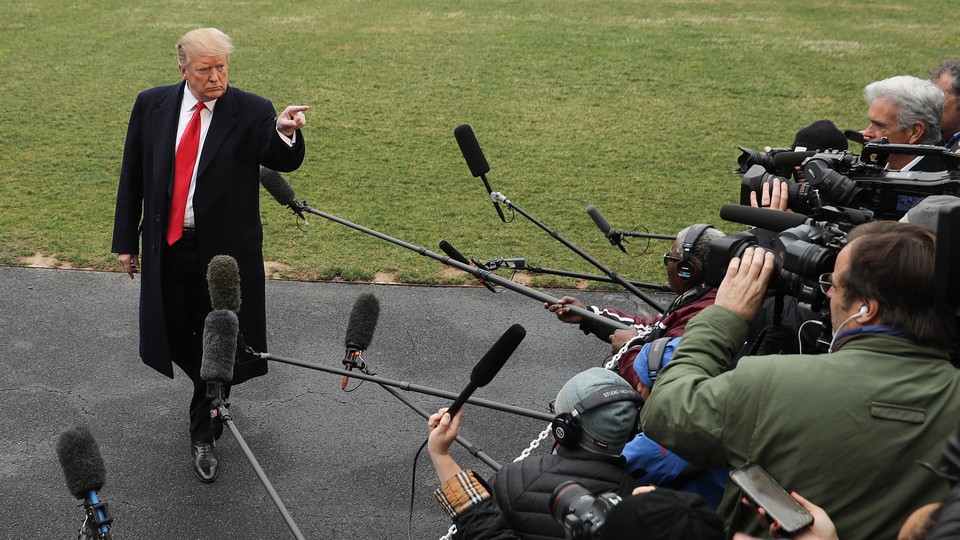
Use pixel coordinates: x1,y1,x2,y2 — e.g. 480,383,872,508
206,254,241,313
446,324,526,417
719,204,809,232
454,124,506,222
439,240,497,292
201,309,239,419
342,293,380,389
586,205,627,253
260,167,306,220
56,426,113,539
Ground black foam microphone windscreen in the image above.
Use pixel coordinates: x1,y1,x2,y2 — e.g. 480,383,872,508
260,166,297,206
771,151,816,168
439,240,471,266
207,255,241,312
200,309,239,383
586,205,615,236
56,426,106,500
454,124,491,178
447,324,526,417
345,293,380,351
719,204,809,232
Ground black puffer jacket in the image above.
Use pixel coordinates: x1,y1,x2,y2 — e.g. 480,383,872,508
455,447,635,540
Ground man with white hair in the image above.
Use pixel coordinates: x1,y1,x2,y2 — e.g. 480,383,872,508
861,75,944,170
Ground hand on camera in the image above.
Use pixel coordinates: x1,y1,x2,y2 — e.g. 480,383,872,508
749,179,791,212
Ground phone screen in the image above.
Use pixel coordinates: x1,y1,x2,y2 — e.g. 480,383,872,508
729,463,813,534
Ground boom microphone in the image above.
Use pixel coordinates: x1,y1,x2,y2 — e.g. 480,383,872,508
454,124,490,178
207,255,241,312
447,324,526,417
56,426,113,539
342,293,380,388
454,124,506,222
439,240,497,292
260,166,305,219
586,205,626,253
719,204,809,232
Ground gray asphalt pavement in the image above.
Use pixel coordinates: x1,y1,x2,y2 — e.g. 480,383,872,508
0,266,668,539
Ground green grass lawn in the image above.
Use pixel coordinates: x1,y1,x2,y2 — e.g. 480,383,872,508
0,0,953,287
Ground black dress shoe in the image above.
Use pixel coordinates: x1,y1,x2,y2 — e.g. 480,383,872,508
192,441,219,483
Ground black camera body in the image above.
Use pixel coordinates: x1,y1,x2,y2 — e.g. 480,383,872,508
550,481,621,540
738,144,960,220
706,209,861,312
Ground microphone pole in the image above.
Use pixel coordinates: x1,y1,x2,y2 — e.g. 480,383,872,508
293,201,629,333
216,403,306,540
358,362,502,471
248,349,555,423
478,257,671,292
486,191,667,313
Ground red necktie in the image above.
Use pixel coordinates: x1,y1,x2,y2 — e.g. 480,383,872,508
167,102,206,245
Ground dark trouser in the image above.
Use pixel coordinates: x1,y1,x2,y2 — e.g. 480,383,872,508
161,228,228,443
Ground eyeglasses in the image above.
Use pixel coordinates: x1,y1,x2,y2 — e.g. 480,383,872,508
818,272,840,294
663,253,682,266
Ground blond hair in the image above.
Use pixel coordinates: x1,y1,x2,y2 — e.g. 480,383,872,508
177,28,235,66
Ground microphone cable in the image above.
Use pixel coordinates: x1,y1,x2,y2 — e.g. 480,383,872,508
408,437,430,540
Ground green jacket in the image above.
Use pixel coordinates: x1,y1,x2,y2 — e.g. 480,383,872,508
640,304,960,539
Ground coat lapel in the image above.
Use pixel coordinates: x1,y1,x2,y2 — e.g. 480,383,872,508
198,86,238,178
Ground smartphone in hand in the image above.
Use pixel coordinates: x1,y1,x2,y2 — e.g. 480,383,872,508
729,462,813,535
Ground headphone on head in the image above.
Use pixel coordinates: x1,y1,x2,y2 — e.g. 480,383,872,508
552,386,645,450
676,224,714,282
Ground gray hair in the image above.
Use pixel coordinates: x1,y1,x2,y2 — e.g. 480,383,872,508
675,225,725,266
931,59,960,108
864,76,944,144
177,28,235,66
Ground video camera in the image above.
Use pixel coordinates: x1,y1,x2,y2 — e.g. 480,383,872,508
706,205,868,312
550,481,621,540
738,143,960,220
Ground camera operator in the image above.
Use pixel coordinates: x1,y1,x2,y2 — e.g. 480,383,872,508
749,119,850,210
544,225,725,387
640,221,960,539
930,59,960,151
861,75,943,171
428,368,642,539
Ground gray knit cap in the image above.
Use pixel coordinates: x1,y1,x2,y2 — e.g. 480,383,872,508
899,195,960,229
554,367,639,455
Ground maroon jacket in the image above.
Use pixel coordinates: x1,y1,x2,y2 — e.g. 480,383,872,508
584,287,717,388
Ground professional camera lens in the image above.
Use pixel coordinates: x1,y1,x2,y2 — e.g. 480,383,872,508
740,165,818,214
550,481,620,540
803,159,863,207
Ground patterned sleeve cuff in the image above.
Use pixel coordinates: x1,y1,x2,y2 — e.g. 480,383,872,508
434,470,491,519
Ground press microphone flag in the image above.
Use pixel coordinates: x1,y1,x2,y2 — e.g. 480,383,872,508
447,324,526,417
56,426,113,539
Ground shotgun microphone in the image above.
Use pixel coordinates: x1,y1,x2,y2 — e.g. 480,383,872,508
56,426,113,539
586,205,627,253
454,124,506,222
447,324,526,417
207,254,241,313
342,293,380,389
439,240,497,292
719,204,809,232
260,167,306,220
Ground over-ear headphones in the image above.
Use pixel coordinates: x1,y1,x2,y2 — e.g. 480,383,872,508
552,386,645,450
676,224,714,282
